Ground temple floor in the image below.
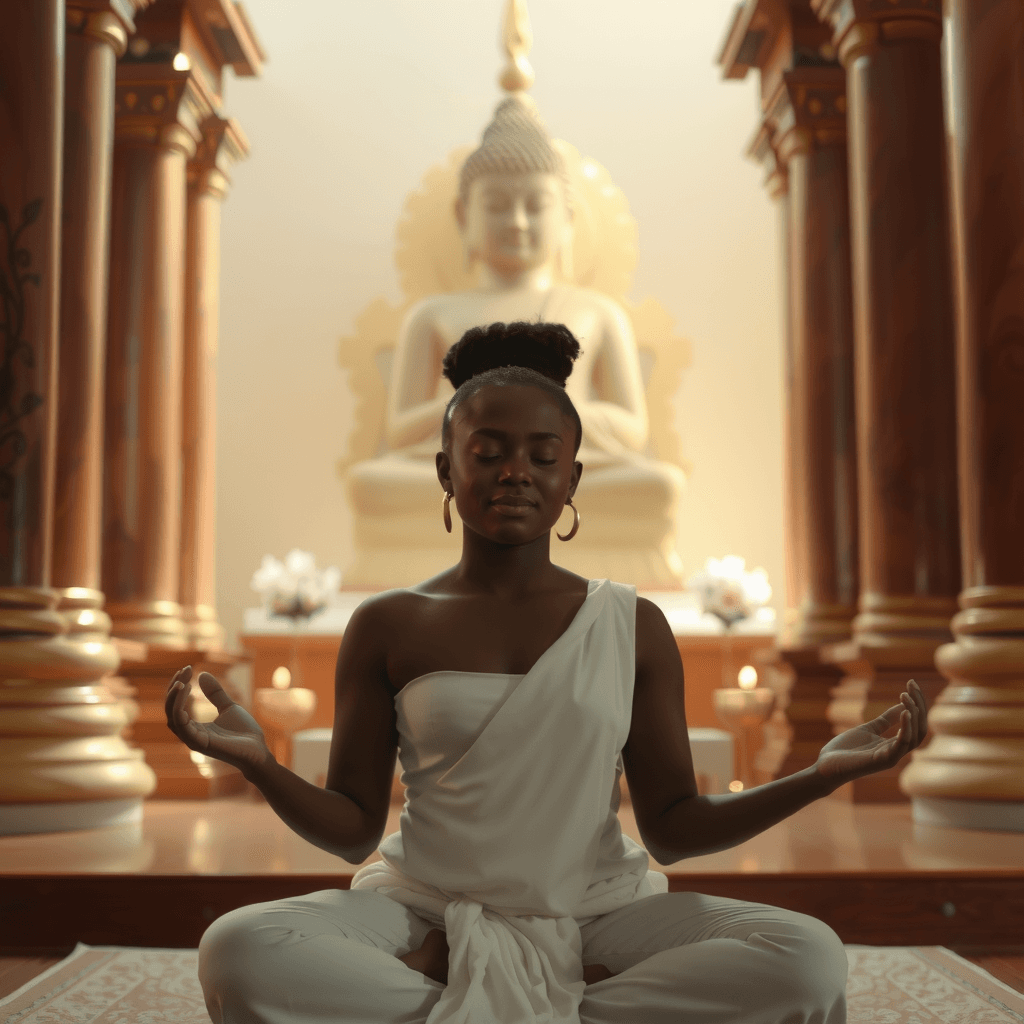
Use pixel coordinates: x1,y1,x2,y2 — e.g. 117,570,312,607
2,792,1022,998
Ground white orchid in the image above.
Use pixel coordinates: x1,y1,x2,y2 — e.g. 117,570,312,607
250,549,341,621
686,556,772,628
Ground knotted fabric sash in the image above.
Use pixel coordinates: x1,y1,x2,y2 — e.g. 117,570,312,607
350,579,668,1023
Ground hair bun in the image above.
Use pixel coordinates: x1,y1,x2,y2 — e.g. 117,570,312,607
442,321,581,389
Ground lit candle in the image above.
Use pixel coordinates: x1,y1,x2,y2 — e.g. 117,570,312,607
713,663,775,791
271,666,291,690
737,665,758,690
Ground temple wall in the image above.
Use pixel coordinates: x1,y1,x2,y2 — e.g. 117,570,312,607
214,0,783,680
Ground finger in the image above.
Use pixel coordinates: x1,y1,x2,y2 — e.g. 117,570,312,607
166,665,192,694
898,709,915,749
901,686,924,744
164,666,191,724
196,671,235,713
910,679,928,720
173,682,206,746
871,704,905,733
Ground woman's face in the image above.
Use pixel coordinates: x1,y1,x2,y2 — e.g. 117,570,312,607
439,383,580,546
458,171,570,275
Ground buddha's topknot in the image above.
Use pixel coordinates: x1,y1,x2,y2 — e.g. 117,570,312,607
440,321,583,454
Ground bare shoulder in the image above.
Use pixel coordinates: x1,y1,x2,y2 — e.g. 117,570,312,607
341,577,456,666
345,582,449,634
634,596,676,671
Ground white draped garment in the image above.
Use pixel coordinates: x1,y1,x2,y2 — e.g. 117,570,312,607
349,578,669,1024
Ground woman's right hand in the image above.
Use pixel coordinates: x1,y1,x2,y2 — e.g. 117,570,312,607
164,665,272,777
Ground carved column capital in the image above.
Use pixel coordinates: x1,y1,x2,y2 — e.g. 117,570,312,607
747,120,789,199
113,65,213,157
772,66,849,160
812,0,943,66
65,0,152,57
188,117,249,200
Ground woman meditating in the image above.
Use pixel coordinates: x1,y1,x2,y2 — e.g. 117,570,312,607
165,321,929,1024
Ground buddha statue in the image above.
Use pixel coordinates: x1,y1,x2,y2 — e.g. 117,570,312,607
343,91,686,589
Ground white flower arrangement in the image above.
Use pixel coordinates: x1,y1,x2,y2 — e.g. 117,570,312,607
250,549,341,622
685,555,772,629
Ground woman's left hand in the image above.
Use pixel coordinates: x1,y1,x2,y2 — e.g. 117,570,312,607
814,678,929,785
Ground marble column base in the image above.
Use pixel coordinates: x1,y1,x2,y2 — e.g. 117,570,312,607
912,797,1024,834
0,796,143,836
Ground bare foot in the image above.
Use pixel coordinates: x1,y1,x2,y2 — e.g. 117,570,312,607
583,963,615,985
398,928,449,985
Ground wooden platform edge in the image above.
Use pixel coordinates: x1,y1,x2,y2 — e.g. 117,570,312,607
3,871,1023,950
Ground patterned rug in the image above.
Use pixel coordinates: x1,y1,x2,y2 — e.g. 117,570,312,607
1,943,1022,1022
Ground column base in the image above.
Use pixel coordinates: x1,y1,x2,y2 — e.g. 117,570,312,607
761,643,848,780
183,604,226,650
0,796,143,837
912,796,1024,833
106,599,191,647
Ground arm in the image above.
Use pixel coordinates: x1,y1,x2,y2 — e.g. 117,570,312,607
623,600,928,866
247,596,400,864
242,756,380,866
626,596,832,862
577,298,649,453
386,300,453,450
164,666,379,866
649,767,836,864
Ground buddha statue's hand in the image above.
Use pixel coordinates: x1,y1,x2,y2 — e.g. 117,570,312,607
576,401,646,458
164,665,271,776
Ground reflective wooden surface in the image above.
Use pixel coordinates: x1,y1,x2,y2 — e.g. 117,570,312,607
1,791,1021,877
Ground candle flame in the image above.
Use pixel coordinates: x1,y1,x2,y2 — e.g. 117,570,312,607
737,665,758,690
271,666,291,690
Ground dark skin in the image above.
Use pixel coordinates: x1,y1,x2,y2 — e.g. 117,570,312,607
164,382,929,991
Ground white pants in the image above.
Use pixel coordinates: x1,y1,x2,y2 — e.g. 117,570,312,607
198,888,848,1024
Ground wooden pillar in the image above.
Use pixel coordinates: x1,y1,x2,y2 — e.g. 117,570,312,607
899,0,1024,831
55,3,136,596
0,0,154,835
55,2,148,741
99,3,263,798
720,4,858,782
103,64,206,648
765,68,861,779
813,0,961,801
180,117,248,651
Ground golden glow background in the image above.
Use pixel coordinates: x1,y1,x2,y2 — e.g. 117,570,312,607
215,0,782,659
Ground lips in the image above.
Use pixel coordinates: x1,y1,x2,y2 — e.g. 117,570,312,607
491,495,535,507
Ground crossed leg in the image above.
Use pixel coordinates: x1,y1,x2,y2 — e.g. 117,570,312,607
578,891,848,1024
198,888,847,1024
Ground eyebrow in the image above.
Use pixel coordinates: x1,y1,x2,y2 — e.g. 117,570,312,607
470,428,563,442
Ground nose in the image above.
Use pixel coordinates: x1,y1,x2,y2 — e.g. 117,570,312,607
509,201,529,231
497,451,532,484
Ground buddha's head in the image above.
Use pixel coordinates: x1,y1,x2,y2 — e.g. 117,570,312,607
456,96,573,279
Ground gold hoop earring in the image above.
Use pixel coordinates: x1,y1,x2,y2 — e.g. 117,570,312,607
443,492,453,534
557,499,580,542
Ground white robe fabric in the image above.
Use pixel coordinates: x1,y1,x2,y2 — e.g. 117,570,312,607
349,578,669,1024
